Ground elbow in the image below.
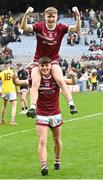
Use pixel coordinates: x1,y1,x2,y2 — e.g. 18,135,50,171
20,25,23,30
20,25,25,31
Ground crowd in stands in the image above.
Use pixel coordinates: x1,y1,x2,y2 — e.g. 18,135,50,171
59,55,103,91
70,58,103,91
0,11,22,64
0,43,13,64
67,32,81,46
0,8,103,74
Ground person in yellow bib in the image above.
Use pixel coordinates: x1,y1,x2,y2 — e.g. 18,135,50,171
0,60,17,125
89,70,98,91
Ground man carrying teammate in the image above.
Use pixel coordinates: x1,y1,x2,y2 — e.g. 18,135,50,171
26,56,77,176
20,6,81,116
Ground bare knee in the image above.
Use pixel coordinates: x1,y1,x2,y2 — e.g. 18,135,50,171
21,97,25,102
39,138,47,147
53,137,61,146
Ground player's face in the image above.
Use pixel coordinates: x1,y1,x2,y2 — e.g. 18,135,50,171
44,13,58,28
39,63,51,76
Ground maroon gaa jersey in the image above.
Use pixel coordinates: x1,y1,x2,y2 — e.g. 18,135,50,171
36,75,60,116
32,22,68,61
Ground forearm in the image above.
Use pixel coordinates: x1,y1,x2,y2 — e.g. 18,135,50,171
20,13,28,30
20,7,33,32
13,78,28,86
69,7,81,32
75,15,81,32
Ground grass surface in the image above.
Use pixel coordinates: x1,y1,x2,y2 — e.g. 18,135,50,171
0,92,103,179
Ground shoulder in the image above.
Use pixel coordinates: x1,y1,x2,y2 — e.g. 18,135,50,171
32,22,44,30
57,23,68,28
56,23,68,32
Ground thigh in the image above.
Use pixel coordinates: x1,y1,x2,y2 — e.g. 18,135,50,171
36,124,48,140
21,89,28,98
10,99,17,107
51,125,61,139
31,67,41,84
51,64,64,81
2,98,8,108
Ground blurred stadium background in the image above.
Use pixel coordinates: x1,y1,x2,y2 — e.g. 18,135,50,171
0,0,103,179
0,0,103,92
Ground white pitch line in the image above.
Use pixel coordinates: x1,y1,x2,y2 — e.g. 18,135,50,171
0,112,103,138
65,112,103,123
0,128,34,138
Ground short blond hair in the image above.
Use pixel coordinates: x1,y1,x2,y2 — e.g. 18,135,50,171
44,7,58,14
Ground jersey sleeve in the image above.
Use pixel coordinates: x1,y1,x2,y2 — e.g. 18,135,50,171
32,22,42,33
59,23,69,34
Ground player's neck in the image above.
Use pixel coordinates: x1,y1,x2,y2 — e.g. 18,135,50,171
42,72,51,79
46,23,56,30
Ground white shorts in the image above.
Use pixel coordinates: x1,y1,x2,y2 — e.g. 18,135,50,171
36,113,63,128
20,89,28,93
2,92,17,101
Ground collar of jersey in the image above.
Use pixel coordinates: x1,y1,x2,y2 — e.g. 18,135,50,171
42,75,51,79
45,23,56,30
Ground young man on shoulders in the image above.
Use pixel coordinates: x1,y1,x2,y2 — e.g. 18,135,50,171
20,6,81,117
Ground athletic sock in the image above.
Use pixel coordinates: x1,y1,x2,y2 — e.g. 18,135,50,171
54,159,60,164
67,100,74,107
41,160,47,168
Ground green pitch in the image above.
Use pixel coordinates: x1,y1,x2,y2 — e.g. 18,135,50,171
0,92,103,179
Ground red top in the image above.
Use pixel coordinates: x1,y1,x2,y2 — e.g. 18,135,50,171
32,22,68,61
36,75,60,116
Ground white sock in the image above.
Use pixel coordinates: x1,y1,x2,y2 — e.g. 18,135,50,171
68,100,74,107
30,104,36,109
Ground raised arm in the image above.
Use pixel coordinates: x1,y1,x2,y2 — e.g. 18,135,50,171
20,7,34,32
69,7,81,33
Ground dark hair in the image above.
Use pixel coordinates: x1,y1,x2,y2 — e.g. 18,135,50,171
39,56,51,65
4,60,12,65
16,63,22,67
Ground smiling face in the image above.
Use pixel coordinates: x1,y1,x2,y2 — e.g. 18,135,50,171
45,13,58,28
44,7,58,29
39,63,51,77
